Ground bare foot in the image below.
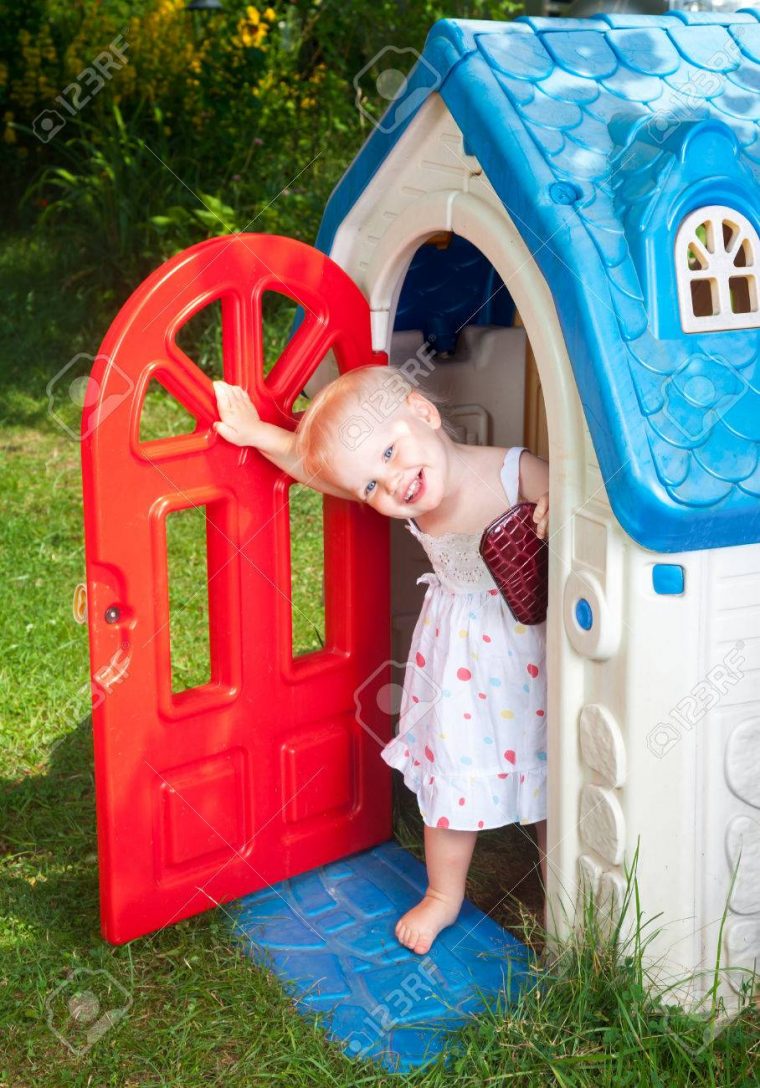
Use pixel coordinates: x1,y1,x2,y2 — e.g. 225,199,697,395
395,888,462,955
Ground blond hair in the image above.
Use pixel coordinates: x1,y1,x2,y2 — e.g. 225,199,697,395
295,364,454,483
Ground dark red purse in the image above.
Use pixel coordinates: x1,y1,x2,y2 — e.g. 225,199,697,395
479,502,548,625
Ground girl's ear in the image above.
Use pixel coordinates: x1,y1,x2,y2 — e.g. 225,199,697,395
406,390,441,429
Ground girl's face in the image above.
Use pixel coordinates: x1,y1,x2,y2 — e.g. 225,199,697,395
325,392,448,518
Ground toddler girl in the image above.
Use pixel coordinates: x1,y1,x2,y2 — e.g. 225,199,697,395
213,366,549,956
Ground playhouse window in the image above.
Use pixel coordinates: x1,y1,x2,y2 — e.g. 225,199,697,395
675,206,760,333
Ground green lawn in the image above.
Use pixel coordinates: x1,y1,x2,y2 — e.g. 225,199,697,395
1,234,758,1087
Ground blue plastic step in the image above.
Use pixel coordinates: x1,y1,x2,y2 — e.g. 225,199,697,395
230,840,537,1072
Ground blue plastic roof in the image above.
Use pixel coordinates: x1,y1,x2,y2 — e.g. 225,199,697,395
316,11,760,553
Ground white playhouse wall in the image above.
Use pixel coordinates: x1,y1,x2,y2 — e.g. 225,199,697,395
309,94,760,1010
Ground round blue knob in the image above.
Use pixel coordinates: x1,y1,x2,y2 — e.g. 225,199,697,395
575,598,593,631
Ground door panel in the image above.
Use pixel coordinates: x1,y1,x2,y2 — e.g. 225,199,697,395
81,234,391,943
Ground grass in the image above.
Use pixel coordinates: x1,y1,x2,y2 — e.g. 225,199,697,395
1,234,759,1087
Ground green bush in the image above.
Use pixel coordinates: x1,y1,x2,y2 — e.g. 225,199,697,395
2,1,523,304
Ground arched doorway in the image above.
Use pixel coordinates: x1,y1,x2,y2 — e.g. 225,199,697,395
359,188,588,944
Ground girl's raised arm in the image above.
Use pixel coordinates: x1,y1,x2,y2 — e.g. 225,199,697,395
213,381,356,502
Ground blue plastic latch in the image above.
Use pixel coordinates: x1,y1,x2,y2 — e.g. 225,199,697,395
652,564,685,595
549,181,581,205
575,598,593,630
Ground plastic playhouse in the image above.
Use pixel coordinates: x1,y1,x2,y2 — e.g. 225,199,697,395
81,10,760,1062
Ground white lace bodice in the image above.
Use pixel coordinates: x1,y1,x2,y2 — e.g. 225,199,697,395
406,446,525,593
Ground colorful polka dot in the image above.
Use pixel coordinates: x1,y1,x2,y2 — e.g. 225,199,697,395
489,589,498,596
482,634,492,643
536,709,545,717
437,816,449,829
458,629,467,638
424,745,435,762
514,624,526,634
489,677,501,687
458,797,466,806
463,712,472,720
483,736,493,745
500,709,514,719
411,695,419,703
457,667,472,681
478,820,484,829
537,751,547,761
442,689,451,698
478,692,487,700
527,663,539,678
460,756,472,766
416,651,426,667
497,772,509,779
504,749,517,764
523,683,530,693
469,611,477,620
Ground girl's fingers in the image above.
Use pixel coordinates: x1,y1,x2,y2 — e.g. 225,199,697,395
213,420,243,445
213,381,233,412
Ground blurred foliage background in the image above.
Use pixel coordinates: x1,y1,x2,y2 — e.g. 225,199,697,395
0,0,521,312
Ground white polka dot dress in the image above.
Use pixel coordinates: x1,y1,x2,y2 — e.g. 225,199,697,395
380,446,547,831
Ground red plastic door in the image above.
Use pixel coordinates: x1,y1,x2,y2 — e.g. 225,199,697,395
81,234,392,944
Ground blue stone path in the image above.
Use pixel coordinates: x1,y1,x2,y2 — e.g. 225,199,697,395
231,840,538,1072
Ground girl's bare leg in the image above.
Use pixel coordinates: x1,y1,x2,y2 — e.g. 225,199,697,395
395,826,477,955
534,818,547,890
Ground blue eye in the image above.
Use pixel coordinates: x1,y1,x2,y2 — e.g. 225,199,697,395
364,446,393,498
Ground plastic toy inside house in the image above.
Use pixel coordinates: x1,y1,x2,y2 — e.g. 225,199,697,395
81,11,760,1068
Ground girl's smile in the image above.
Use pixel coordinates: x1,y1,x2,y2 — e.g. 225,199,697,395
403,468,424,503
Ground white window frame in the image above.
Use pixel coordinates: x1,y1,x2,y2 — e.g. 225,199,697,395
675,205,760,333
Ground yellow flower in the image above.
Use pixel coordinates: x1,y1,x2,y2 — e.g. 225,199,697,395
264,6,277,19
239,21,268,49
245,5,261,24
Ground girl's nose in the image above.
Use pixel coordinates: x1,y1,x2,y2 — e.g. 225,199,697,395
385,471,402,496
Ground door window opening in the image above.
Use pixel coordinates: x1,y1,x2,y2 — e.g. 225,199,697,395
166,504,212,694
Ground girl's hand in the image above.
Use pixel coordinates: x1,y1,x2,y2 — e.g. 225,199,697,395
213,381,264,447
533,492,549,540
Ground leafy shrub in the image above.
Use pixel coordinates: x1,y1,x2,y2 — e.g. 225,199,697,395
3,0,523,303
